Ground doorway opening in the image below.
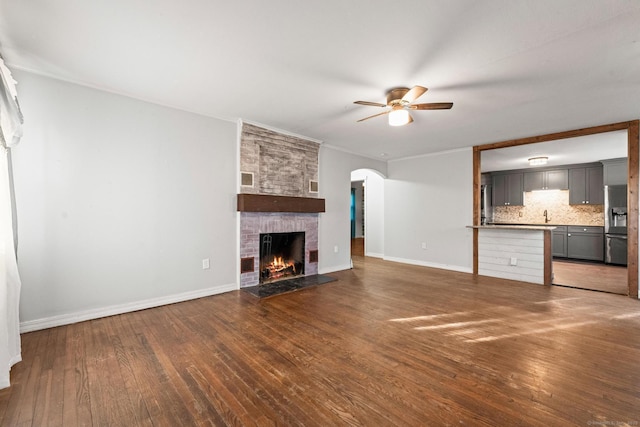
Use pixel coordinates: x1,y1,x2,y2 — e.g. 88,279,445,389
473,120,639,298
350,168,385,260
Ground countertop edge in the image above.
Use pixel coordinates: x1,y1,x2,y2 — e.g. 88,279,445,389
467,225,556,231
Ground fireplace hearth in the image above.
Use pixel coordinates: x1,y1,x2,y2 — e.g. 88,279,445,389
260,232,305,284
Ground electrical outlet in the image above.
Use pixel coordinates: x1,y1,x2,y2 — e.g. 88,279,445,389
421,242,427,249
510,257,517,266
334,245,339,253
202,258,210,269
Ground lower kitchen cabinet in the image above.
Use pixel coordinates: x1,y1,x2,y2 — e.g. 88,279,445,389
552,226,568,257
567,226,604,262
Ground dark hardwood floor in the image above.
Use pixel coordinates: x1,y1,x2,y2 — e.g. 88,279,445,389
1,256,640,426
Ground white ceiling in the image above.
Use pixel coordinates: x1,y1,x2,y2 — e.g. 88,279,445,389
1,1,639,161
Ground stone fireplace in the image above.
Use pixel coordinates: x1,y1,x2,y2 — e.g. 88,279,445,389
238,124,324,288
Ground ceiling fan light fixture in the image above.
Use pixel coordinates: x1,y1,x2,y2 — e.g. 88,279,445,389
388,109,410,126
528,156,548,166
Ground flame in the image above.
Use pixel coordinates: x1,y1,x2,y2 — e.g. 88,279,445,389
262,256,297,281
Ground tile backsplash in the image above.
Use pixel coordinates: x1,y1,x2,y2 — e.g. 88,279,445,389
492,190,604,226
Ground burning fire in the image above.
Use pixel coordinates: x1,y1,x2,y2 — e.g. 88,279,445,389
263,256,297,281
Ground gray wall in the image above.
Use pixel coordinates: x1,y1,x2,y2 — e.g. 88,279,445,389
384,148,473,272
318,146,387,273
12,70,238,327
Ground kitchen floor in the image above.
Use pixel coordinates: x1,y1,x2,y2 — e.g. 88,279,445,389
553,259,628,295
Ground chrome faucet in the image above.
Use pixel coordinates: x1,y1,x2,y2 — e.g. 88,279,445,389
543,209,551,223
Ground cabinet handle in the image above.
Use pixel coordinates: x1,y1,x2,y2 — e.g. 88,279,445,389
568,233,572,237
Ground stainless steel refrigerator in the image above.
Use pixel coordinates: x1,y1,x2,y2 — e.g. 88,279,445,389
481,184,492,225
604,185,627,265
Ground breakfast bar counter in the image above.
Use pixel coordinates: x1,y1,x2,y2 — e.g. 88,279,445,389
468,225,555,285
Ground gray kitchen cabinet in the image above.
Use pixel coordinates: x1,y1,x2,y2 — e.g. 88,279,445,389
567,226,604,261
552,226,568,257
569,166,604,205
524,169,568,191
492,173,523,206
601,158,628,185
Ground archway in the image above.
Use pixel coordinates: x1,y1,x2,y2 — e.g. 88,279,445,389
350,168,386,260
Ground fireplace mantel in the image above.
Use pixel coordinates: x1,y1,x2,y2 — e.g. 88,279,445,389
237,194,325,213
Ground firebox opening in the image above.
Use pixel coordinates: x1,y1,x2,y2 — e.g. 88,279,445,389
259,232,305,284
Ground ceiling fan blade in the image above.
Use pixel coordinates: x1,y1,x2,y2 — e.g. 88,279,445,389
356,110,390,122
407,113,414,124
401,85,428,103
354,100,387,107
410,102,454,110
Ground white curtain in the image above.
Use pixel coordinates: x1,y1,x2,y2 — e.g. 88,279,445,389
0,54,23,389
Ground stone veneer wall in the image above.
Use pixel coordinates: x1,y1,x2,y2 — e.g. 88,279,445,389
492,190,604,226
239,123,321,288
240,213,319,287
240,123,319,197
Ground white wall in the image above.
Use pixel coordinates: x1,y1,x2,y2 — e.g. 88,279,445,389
318,147,386,273
351,169,385,258
385,148,473,272
12,71,238,330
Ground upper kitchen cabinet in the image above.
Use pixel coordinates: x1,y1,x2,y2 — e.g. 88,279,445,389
601,158,628,185
568,165,604,205
523,169,568,191
492,172,523,206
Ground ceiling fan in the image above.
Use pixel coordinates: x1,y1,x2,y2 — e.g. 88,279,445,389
354,85,453,126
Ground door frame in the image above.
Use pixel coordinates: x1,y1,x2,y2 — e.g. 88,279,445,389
472,120,639,298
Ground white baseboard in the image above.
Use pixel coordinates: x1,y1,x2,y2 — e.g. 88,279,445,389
319,264,353,275
365,252,384,258
19,283,238,333
383,256,473,274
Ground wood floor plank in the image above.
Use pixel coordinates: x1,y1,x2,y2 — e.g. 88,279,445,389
124,310,200,426
0,324,42,425
104,316,153,426
2,256,640,425
65,321,92,426
14,329,50,425
30,326,66,427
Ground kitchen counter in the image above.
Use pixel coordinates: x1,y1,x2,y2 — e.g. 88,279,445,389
488,222,602,228
469,225,553,285
469,225,556,231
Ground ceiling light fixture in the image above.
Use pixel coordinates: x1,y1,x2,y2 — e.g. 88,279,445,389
388,109,410,126
528,156,548,166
